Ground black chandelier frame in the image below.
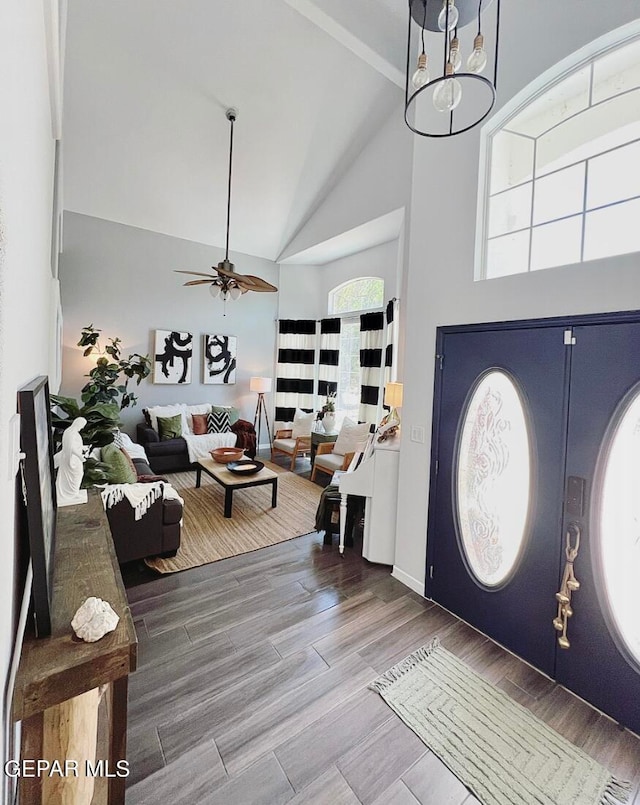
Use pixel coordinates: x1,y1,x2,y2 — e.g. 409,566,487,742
404,0,502,138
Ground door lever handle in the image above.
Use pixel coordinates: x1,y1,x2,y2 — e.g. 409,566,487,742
553,523,581,649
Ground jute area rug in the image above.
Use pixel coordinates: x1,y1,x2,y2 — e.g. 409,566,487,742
370,638,630,805
145,461,320,574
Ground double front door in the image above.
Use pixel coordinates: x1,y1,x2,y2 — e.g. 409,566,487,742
427,315,640,734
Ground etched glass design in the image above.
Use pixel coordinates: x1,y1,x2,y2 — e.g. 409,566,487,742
599,389,640,664
456,371,531,587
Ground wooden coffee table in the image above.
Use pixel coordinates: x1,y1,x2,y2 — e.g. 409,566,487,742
195,457,278,518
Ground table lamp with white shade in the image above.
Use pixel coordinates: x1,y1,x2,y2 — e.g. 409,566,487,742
383,381,404,427
250,376,273,452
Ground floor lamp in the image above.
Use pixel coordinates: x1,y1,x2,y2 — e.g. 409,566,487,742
250,377,273,453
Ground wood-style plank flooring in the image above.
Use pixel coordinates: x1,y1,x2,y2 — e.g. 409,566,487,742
123,455,640,804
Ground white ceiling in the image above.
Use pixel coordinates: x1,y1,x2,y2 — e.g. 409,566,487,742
62,0,406,263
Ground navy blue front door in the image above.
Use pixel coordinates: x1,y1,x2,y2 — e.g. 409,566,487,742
556,322,640,734
427,324,569,677
427,316,640,734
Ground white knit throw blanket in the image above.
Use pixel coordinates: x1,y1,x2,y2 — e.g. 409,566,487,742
100,482,184,521
183,432,236,463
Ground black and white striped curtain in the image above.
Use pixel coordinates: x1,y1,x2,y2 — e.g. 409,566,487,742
384,298,399,389
275,319,317,422
358,311,385,424
318,318,340,402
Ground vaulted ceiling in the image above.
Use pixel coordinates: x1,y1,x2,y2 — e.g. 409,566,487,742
62,0,407,262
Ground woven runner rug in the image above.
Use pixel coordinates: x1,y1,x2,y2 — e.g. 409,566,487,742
370,638,630,805
145,462,320,573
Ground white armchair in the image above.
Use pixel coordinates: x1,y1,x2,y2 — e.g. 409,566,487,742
310,442,354,482
310,417,371,483
271,428,312,470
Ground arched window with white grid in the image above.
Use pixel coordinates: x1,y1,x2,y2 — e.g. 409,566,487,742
478,32,640,280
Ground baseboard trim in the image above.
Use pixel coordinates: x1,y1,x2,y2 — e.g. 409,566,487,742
391,566,425,597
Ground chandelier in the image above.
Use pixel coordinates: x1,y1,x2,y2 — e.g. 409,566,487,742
405,0,501,138
175,108,277,307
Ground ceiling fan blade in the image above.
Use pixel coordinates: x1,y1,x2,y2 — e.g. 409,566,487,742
215,265,240,281
175,270,217,278
218,265,277,292
239,274,278,292
236,278,258,291
183,279,214,286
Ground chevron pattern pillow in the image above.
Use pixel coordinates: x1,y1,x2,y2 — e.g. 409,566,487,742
207,409,231,433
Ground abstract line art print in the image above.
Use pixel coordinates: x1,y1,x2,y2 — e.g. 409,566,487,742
203,334,237,385
153,330,193,384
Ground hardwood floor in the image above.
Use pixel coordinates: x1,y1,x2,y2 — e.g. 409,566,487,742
123,454,640,804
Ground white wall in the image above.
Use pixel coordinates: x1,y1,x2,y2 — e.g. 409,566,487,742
394,1,640,594
59,213,280,432
279,105,413,261
277,264,323,320
0,0,57,774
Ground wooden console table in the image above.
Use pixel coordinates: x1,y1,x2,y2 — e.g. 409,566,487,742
12,491,137,805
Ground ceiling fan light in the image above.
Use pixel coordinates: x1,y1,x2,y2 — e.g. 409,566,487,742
229,286,242,301
209,283,221,298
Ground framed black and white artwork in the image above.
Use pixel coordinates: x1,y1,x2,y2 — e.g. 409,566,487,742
203,334,237,384
153,330,193,384
18,376,57,637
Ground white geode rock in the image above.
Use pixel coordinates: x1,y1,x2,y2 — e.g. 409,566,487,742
71,597,119,642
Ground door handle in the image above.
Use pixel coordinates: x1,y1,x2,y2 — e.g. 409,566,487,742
553,523,581,649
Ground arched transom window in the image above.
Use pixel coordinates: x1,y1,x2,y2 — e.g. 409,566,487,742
479,33,640,279
328,277,384,315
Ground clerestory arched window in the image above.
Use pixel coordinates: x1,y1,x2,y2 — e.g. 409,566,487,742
478,31,640,279
328,277,384,315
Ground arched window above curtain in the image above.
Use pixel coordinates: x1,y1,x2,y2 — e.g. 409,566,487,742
328,277,384,315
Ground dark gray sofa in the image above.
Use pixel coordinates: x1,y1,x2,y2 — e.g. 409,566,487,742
104,456,182,564
136,418,257,474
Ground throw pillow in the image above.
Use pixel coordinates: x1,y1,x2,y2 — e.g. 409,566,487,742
211,404,240,425
185,403,213,434
101,444,138,484
147,404,189,436
333,418,370,456
191,413,209,435
207,409,231,433
291,409,315,439
157,414,183,441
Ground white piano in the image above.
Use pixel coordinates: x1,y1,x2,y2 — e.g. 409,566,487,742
335,437,400,565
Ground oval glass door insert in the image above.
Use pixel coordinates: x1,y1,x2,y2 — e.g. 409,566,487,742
456,370,532,587
598,388,640,665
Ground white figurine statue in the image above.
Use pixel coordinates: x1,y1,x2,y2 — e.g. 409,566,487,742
55,416,88,507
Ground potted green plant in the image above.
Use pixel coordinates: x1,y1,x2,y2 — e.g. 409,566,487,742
51,325,152,486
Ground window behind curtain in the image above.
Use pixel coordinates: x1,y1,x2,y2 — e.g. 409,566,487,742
328,278,384,424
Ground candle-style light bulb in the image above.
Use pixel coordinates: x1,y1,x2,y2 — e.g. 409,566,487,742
433,63,462,112
449,35,462,72
437,0,459,32
467,33,488,74
411,53,430,89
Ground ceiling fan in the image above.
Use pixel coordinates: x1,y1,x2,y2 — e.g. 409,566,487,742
175,108,278,303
